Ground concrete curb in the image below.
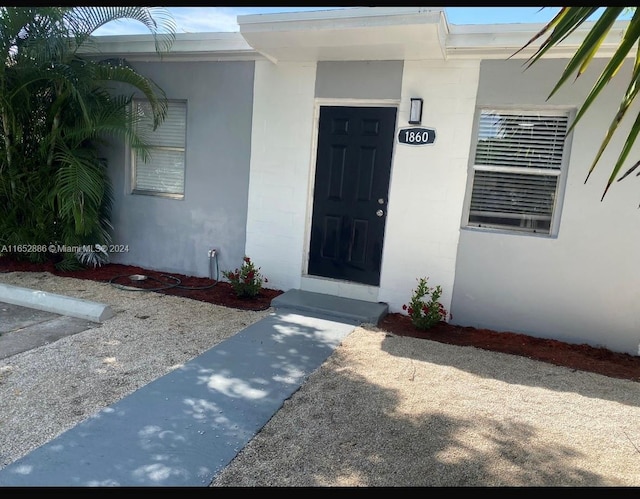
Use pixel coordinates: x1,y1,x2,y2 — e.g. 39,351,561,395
0,283,114,323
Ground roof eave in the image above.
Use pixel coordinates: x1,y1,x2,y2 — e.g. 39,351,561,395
238,7,450,63
446,20,630,60
82,31,264,62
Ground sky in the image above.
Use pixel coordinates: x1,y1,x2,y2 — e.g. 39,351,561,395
93,7,570,36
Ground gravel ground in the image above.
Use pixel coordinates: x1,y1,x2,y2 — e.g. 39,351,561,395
212,328,640,486
2,271,640,487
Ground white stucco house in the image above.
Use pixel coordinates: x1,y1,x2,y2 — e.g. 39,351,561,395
96,7,640,356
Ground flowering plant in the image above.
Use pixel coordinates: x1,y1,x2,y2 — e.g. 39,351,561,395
402,277,448,330
222,256,267,298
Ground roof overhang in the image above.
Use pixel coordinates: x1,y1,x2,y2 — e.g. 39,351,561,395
85,8,633,64
237,7,450,63
83,32,261,62
446,20,630,60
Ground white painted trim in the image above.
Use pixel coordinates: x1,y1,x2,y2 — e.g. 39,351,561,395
302,97,400,294
86,32,264,62
85,11,631,63
111,53,265,63
474,104,577,114
446,20,630,60
238,7,444,30
314,98,400,107
238,8,448,63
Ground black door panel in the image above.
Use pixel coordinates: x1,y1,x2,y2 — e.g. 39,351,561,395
308,106,397,286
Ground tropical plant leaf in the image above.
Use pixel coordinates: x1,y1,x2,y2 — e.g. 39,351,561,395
0,6,175,261
571,12,640,133
519,6,640,200
515,7,599,63
55,253,85,271
66,7,176,54
93,61,167,128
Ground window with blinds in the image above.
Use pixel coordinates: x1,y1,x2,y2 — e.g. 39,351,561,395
131,99,187,198
466,109,571,234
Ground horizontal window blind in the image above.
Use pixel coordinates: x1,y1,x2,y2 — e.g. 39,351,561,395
476,112,568,170
134,149,185,194
468,110,570,234
132,99,186,196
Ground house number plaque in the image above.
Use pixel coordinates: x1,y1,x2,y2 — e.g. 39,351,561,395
397,127,436,146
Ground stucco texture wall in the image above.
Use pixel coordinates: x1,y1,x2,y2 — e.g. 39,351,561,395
378,59,481,319
245,59,404,296
104,60,255,278
244,60,317,292
451,58,640,355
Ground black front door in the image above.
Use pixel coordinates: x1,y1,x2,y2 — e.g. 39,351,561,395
308,106,397,286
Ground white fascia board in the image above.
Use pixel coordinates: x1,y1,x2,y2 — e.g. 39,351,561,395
83,32,263,62
446,20,629,60
238,6,444,30
238,7,444,35
238,7,449,63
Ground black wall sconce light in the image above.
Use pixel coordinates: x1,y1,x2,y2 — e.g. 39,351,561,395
409,98,423,125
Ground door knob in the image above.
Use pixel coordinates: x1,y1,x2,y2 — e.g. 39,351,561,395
376,209,384,217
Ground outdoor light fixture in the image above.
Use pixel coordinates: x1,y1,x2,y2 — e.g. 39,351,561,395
409,98,423,125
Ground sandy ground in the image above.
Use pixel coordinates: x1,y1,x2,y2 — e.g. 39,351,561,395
2,271,640,487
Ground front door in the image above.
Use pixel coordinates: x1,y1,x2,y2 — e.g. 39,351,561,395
308,106,397,286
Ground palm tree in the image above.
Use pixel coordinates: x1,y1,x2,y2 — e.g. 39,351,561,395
518,7,639,200
0,7,176,268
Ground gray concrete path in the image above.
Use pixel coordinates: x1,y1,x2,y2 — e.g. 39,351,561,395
0,290,387,487
0,302,98,360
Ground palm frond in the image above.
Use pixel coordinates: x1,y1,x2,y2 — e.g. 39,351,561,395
65,7,176,54
519,6,640,199
55,253,86,271
0,7,169,260
513,7,598,62
93,61,167,128
583,65,640,190
571,10,640,132
54,146,106,235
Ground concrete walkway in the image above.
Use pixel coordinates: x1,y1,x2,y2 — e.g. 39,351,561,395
0,289,387,487
0,302,98,360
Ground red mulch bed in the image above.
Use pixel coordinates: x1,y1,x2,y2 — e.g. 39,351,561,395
379,314,640,383
0,257,281,312
2,256,639,382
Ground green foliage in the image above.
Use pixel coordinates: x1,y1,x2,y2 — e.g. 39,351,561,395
517,7,640,200
0,7,175,267
222,256,268,298
402,277,448,330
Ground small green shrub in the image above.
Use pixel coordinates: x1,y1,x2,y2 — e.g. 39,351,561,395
222,256,267,298
403,277,448,330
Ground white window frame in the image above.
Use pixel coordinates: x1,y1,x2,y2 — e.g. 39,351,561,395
130,98,187,199
462,106,575,237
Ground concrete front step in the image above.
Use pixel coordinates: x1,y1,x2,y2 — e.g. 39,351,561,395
271,288,388,325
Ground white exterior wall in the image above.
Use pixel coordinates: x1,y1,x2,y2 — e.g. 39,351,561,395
451,58,640,355
95,10,640,357
246,57,480,312
378,59,481,315
244,60,317,292
245,45,640,356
